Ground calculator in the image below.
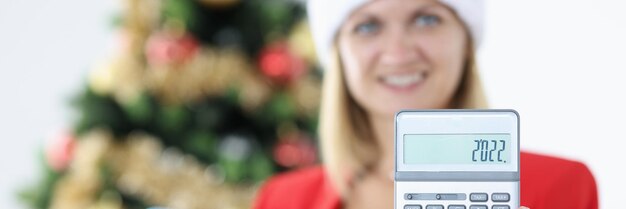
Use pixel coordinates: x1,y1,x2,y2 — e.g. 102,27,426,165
394,110,520,209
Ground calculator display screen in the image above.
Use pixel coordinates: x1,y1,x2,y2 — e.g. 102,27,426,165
403,134,511,165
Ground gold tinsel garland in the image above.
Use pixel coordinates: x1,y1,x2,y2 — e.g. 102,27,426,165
50,129,257,209
90,46,276,109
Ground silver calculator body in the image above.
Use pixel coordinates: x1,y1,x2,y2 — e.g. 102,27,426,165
394,110,520,209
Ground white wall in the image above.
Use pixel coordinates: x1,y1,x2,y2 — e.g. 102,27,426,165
0,0,119,208
480,1,626,208
1,0,623,208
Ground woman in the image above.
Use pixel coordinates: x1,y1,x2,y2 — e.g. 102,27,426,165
253,0,598,209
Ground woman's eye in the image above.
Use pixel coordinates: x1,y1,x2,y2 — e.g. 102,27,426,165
415,14,441,27
354,21,380,35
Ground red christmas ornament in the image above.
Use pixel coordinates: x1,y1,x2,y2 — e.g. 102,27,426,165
145,32,199,67
273,133,317,168
46,131,76,172
258,42,307,84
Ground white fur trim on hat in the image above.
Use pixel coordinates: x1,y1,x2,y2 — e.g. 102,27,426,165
306,0,484,67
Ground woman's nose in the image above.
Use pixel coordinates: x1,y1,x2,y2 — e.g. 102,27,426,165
380,31,421,66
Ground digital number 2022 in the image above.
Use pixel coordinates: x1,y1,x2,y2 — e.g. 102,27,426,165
472,139,506,163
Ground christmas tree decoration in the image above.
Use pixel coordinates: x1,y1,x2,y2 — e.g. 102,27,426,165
89,62,117,96
45,131,76,172
237,71,273,112
289,75,323,117
89,54,145,105
288,20,318,65
145,31,199,67
22,0,322,209
273,132,317,168
258,41,307,85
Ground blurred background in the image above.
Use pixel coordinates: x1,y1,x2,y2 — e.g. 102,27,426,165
1,0,625,208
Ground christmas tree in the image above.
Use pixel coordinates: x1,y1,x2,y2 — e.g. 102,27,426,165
20,0,321,208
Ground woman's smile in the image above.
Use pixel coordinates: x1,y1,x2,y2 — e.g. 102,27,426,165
377,70,428,92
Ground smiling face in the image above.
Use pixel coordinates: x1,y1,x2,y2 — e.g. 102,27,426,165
337,0,470,119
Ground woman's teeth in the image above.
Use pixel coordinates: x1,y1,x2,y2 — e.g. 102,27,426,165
381,72,425,87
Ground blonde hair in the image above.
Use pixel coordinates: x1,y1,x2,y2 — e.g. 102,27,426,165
318,41,488,196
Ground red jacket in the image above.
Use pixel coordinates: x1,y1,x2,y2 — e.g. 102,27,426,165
253,152,598,209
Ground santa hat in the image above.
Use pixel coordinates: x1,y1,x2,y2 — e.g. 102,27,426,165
307,0,485,66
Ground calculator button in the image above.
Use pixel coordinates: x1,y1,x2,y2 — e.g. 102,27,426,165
469,205,488,209
406,193,414,200
437,193,467,200
448,205,466,209
492,205,510,209
426,205,444,209
491,193,510,202
470,193,488,202
404,205,422,209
